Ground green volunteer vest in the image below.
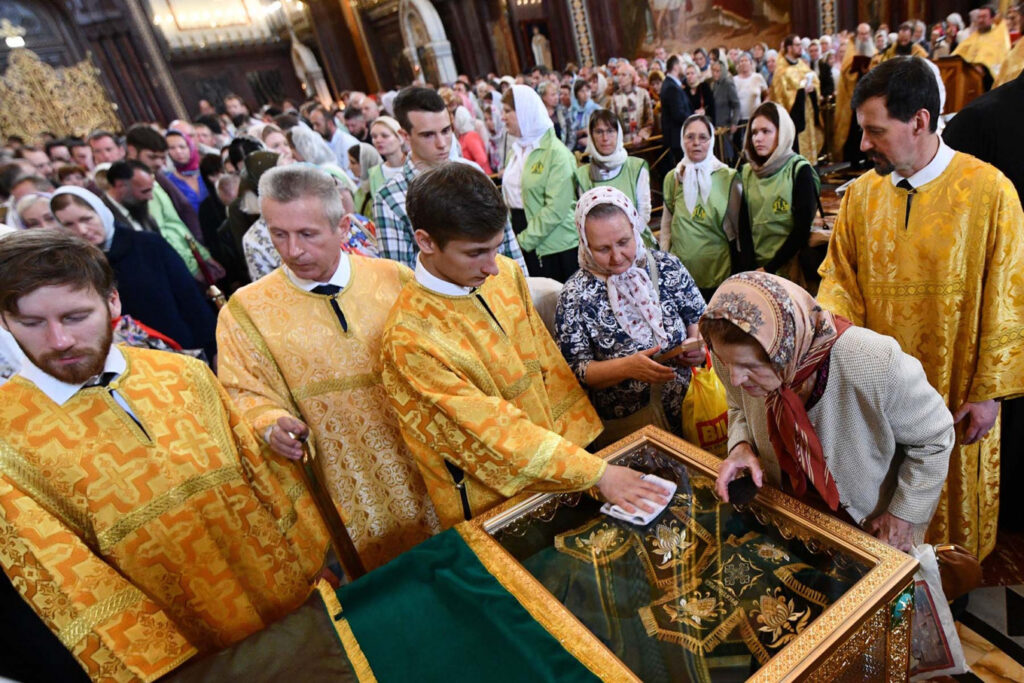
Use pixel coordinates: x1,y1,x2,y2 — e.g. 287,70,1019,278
368,164,387,197
741,155,811,268
664,167,736,289
575,157,656,247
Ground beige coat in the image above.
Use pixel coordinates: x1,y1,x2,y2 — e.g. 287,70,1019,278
718,326,954,529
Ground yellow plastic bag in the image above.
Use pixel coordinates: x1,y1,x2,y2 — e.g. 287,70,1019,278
681,352,729,457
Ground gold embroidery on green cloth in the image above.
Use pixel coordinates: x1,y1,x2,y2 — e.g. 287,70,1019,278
96,466,240,551
773,563,831,607
554,519,636,564
750,586,811,648
0,438,92,543
638,594,745,653
456,523,640,683
315,579,377,683
58,586,145,648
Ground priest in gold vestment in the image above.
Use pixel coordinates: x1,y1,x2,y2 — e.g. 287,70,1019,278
869,21,930,67
818,59,1024,559
217,166,440,572
953,7,1012,77
832,25,876,161
0,229,329,681
380,163,674,529
771,34,822,161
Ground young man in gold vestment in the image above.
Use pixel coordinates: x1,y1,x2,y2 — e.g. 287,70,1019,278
216,165,440,571
818,57,1024,560
0,230,329,681
380,162,671,529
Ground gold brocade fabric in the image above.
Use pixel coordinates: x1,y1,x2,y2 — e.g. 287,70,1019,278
831,43,863,160
868,42,930,69
0,348,328,682
994,38,1024,87
217,260,440,571
818,152,1024,559
770,59,822,161
954,22,1013,72
380,256,606,529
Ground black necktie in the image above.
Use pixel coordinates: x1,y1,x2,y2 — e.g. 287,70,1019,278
84,372,148,436
897,179,915,230
312,284,348,332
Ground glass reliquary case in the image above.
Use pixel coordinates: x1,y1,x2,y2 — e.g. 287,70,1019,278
469,426,918,682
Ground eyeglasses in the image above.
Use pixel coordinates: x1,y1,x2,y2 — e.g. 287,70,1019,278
683,134,711,143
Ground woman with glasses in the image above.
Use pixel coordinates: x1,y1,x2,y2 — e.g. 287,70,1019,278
660,114,741,301
574,109,655,246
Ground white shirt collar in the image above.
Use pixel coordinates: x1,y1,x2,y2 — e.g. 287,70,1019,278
283,251,351,292
18,344,126,407
414,255,474,296
891,140,955,188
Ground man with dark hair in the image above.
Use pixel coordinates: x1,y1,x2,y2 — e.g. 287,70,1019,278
67,138,93,171
771,33,820,157
308,105,358,175
44,139,71,164
380,162,668,528
217,164,439,571
104,159,212,280
818,56,1024,560
872,21,930,65
660,54,691,163
953,3,1011,78
124,124,205,242
14,146,56,185
0,228,328,681
343,105,369,142
373,86,526,271
87,130,124,164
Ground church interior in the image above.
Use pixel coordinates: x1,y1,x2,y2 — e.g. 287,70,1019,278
1,0,1023,681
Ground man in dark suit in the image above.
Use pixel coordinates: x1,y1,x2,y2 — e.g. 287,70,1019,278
659,55,691,164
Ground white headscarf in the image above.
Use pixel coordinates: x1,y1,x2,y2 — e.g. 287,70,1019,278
675,117,726,214
510,84,553,147
575,186,668,348
50,185,116,251
585,116,628,178
453,105,476,136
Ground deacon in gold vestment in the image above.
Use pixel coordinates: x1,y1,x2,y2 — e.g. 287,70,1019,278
380,163,674,529
818,59,1024,559
953,9,1012,76
217,165,439,571
771,35,822,161
0,229,328,682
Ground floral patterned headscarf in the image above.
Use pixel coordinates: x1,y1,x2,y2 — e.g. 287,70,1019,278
700,272,852,509
575,186,668,348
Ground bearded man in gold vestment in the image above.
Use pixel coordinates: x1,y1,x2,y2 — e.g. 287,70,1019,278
380,163,672,529
0,230,329,681
818,58,1024,560
217,165,440,572
771,34,822,161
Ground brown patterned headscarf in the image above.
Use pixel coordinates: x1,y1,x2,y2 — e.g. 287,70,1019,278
701,272,851,509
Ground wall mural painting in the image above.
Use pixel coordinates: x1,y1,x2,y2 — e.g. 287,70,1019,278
619,0,793,58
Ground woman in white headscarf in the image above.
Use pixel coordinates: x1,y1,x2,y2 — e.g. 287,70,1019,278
737,101,819,283
48,186,217,354
500,84,579,282
661,114,743,301
555,186,707,447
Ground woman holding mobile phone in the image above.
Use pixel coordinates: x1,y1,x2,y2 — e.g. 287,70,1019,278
556,187,707,449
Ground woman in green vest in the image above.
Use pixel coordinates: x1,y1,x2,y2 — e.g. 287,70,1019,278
660,114,742,301
575,109,656,247
501,85,579,282
348,142,383,216
367,115,406,202
738,101,819,281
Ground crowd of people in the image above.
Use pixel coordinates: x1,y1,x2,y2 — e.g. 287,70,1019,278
0,4,1022,680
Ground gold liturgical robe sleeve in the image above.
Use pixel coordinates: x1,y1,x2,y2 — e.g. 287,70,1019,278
381,257,606,528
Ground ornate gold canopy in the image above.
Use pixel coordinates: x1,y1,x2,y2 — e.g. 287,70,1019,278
0,49,119,140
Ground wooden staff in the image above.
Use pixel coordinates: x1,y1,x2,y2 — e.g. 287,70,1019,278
292,433,367,581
